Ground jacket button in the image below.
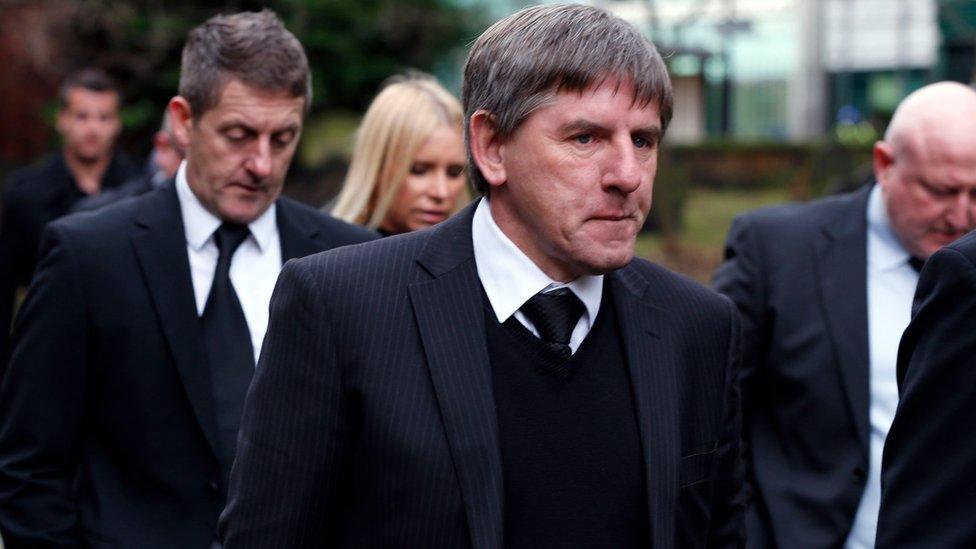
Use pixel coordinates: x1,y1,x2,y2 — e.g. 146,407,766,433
207,480,219,496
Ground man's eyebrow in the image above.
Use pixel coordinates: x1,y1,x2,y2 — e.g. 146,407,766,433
274,123,301,134
217,119,254,131
634,125,664,141
918,176,952,191
216,120,301,134
559,119,605,134
558,119,662,137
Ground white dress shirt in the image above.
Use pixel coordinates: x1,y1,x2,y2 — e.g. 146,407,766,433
472,198,602,354
175,162,282,364
845,184,919,549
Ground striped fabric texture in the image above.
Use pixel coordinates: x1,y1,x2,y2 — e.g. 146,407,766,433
220,201,746,548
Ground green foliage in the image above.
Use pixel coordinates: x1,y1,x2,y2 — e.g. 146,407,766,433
299,110,361,166
280,0,483,111
636,187,793,283
46,0,487,159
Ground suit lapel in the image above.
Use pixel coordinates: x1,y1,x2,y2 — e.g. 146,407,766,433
276,198,325,262
130,183,219,458
408,202,504,549
610,266,679,548
814,187,871,453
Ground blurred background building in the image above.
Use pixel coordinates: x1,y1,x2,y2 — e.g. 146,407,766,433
582,0,974,143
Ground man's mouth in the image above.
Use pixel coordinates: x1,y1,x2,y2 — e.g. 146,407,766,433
932,229,967,243
230,182,263,193
590,212,633,222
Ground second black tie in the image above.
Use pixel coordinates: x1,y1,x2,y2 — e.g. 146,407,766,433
908,256,925,273
520,287,586,360
203,222,255,487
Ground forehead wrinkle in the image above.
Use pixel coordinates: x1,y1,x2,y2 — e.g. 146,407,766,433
210,100,303,131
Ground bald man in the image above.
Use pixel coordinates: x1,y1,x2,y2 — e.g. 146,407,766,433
875,96,976,547
713,82,976,549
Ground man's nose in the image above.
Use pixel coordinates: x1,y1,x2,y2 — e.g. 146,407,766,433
247,140,273,178
946,191,976,230
602,138,642,193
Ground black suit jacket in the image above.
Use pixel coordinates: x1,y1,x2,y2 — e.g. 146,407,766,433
876,230,976,548
71,168,161,214
0,152,140,367
0,183,376,548
713,186,874,548
220,200,746,548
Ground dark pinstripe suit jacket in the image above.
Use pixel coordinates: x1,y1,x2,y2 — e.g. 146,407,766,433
220,200,746,548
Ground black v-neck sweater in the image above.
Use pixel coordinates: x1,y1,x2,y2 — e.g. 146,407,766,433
484,286,648,548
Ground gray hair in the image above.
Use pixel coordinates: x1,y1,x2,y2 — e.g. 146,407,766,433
178,9,311,117
462,3,673,195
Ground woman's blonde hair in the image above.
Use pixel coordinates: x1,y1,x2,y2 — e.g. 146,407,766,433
332,73,466,229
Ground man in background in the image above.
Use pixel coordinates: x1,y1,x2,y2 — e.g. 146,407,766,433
0,68,139,365
73,111,184,213
0,10,374,547
714,82,976,548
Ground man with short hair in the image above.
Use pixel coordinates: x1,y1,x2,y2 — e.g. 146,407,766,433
221,5,744,547
0,10,375,548
0,68,139,365
73,111,185,213
714,81,976,548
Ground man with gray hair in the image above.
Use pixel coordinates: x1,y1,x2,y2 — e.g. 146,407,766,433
0,10,374,548
222,4,744,547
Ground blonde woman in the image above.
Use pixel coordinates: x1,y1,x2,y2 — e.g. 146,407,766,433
331,73,468,235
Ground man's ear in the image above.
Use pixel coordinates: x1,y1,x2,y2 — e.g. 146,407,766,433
168,97,194,152
469,110,507,189
873,140,895,186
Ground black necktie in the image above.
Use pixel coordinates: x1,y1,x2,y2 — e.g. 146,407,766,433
202,222,254,485
520,287,586,359
908,256,925,273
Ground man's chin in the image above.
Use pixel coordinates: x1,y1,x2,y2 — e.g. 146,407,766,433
575,249,636,276
71,150,110,165
217,201,271,225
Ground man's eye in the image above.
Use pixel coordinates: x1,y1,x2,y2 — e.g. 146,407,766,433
574,134,593,145
633,136,650,148
273,131,296,148
225,129,247,142
920,180,954,197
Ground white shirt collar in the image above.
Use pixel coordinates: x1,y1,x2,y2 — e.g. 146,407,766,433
867,183,912,272
471,197,603,324
175,161,277,252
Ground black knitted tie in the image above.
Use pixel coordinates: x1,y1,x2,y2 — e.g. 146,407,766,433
202,222,254,486
520,287,586,359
